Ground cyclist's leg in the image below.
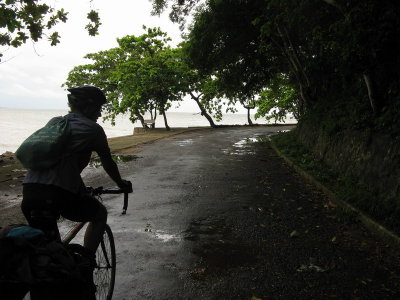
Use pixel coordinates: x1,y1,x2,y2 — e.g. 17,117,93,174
60,193,108,252
60,194,107,299
84,202,107,252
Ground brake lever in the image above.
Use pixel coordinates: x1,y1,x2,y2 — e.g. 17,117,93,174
121,192,128,215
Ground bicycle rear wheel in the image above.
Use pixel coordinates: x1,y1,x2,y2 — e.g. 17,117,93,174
94,224,116,300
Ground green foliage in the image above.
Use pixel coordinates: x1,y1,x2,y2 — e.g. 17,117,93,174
150,0,200,29
255,74,298,122
0,1,68,55
85,10,101,36
64,27,188,126
196,76,225,121
183,0,309,120
176,0,400,133
272,130,337,185
0,1,100,60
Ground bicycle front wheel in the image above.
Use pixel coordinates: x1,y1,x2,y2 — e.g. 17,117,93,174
94,224,116,300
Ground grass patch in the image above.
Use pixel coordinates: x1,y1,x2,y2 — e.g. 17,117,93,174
272,130,338,187
271,130,400,234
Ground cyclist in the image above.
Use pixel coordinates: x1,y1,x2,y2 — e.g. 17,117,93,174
21,85,132,256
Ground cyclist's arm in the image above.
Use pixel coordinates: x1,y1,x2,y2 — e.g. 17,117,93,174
100,153,132,193
93,126,125,188
99,152,125,188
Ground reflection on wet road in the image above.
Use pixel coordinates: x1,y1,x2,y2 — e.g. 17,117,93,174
173,139,195,147
221,135,265,155
89,154,139,168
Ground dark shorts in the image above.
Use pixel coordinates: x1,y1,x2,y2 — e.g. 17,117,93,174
22,183,102,224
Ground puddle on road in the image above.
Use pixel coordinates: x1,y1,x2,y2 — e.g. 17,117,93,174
234,137,258,146
174,139,194,147
222,136,260,156
154,231,181,242
139,226,181,242
89,154,139,168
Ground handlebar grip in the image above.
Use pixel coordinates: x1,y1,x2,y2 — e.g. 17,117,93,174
90,186,130,215
126,181,133,193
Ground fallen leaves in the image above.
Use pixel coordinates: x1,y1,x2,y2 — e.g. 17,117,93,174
297,263,327,273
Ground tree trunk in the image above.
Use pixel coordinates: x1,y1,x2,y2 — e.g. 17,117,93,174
150,109,157,129
242,102,255,125
190,92,217,128
135,111,146,129
363,72,378,115
247,107,253,125
161,109,170,131
276,24,314,110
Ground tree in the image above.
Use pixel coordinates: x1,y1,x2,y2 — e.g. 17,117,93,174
64,27,185,130
187,74,223,128
0,0,100,61
116,28,173,130
178,0,399,126
184,0,295,122
255,73,299,122
169,43,226,128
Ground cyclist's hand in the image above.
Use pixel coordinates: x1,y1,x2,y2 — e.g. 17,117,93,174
118,179,132,193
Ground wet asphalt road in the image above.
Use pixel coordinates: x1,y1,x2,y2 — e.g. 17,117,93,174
85,126,287,299
82,126,400,300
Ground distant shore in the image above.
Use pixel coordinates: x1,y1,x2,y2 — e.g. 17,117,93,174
0,107,297,154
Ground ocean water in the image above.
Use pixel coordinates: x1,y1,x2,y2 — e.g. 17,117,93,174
0,108,296,154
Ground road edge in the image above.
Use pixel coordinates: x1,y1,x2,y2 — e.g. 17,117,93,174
269,139,400,249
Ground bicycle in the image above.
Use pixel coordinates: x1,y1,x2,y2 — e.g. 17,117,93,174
28,186,130,300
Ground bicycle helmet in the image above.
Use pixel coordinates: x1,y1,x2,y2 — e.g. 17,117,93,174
67,85,107,105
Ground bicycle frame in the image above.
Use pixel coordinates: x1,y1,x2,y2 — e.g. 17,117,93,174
62,221,87,245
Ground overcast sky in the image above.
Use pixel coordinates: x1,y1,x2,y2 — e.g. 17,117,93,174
0,0,210,112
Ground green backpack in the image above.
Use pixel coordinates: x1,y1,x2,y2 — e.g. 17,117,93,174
15,116,71,170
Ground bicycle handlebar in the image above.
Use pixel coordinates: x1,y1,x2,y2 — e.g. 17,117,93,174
88,186,131,215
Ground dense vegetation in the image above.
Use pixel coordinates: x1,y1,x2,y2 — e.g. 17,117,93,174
176,0,400,131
